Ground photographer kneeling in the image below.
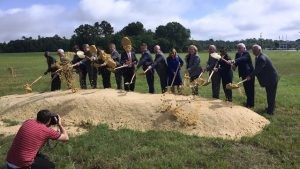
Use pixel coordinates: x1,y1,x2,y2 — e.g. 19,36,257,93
5,109,69,169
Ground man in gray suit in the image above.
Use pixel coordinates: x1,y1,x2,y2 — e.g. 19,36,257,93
246,44,279,115
150,45,168,93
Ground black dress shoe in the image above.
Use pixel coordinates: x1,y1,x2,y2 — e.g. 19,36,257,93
246,104,254,108
265,108,274,115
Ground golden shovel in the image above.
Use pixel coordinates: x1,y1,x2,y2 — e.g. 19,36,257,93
125,71,137,86
193,71,205,86
202,61,219,86
226,79,248,90
24,75,44,93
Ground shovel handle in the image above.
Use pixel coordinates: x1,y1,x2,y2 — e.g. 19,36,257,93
114,65,128,70
144,67,151,74
207,62,219,82
129,72,137,84
30,76,43,86
197,71,204,79
237,79,248,85
170,64,180,88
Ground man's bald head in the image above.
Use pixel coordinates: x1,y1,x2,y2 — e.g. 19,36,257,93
154,45,161,54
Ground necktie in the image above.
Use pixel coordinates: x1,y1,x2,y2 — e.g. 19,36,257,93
128,53,132,62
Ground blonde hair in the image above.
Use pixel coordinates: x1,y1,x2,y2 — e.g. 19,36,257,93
189,45,198,52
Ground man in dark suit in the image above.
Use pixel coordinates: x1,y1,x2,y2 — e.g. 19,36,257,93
120,37,138,91
149,45,168,93
83,44,98,89
185,45,201,95
109,43,122,90
247,44,279,115
206,45,221,99
218,47,233,102
232,43,254,107
137,43,155,93
71,45,87,89
43,51,61,91
97,54,111,89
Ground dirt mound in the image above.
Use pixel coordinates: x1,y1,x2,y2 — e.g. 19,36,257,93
0,89,269,139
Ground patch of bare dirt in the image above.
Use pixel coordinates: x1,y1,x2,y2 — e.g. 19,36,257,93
0,89,269,139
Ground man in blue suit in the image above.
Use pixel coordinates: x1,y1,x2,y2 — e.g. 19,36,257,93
232,43,254,108
247,44,279,115
137,43,155,93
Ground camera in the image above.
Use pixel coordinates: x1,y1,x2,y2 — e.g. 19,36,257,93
49,114,59,125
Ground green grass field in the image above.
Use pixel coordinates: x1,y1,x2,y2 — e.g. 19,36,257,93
0,51,300,169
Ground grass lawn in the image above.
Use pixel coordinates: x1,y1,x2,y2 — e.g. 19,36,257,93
0,51,299,168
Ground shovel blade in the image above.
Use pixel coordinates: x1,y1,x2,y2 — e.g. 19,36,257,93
201,81,211,86
226,83,239,90
24,84,32,93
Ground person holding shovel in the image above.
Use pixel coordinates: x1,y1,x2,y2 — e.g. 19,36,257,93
43,51,61,91
120,37,138,91
137,43,155,94
231,43,254,108
109,43,123,90
205,45,221,99
151,45,168,93
247,44,278,115
185,45,202,95
71,45,88,89
218,47,233,102
167,48,184,94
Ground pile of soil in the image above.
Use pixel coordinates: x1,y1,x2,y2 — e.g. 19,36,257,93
0,89,269,139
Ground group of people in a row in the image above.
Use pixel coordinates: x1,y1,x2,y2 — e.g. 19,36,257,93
44,42,278,115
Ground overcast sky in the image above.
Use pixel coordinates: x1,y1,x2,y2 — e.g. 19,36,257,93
0,0,300,42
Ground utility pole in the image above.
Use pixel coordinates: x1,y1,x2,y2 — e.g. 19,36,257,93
260,32,263,49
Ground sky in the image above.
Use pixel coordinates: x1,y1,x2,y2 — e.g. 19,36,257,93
0,0,300,42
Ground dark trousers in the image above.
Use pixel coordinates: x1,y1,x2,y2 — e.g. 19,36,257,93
220,72,233,101
190,75,199,95
243,77,255,107
265,82,278,114
210,71,221,99
87,65,98,89
78,70,87,89
51,74,61,91
30,153,55,169
123,68,135,91
157,71,168,93
6,153,55,169
146,70,155,94
115,70,123,90
98,68,111,88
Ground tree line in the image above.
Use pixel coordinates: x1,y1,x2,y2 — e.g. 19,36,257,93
0,20,299,53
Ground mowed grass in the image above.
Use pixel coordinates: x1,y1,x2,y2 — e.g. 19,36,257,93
0,51,300,168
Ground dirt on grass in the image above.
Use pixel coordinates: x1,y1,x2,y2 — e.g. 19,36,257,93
0,89,269,139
